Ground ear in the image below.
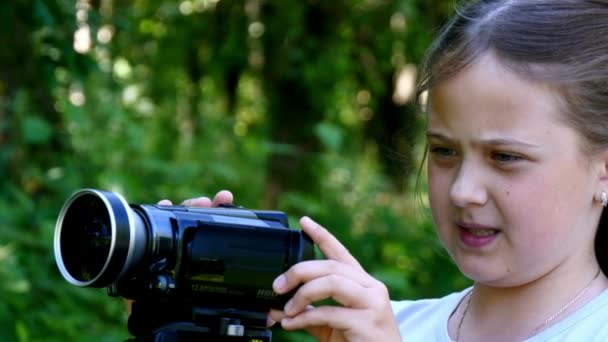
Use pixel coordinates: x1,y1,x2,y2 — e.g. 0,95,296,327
590,151,608,206
594,149,608,188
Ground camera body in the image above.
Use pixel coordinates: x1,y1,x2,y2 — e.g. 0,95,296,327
54,189,315,340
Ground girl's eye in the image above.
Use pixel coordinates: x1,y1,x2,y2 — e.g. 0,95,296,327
430,146,456,158
491,152,523,163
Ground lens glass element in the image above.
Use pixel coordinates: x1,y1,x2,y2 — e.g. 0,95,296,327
60,194,113,282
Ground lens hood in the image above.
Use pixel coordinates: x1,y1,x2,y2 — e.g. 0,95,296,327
54,189,147,287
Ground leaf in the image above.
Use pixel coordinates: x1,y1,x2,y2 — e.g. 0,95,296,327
22,116,52,145
34,0,56,26
314,122,344,152
16,320,29,342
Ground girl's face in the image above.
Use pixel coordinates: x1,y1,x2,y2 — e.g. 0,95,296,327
427,52,605,286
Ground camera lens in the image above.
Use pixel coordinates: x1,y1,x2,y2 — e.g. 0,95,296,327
62,194,112,282
54,189,148,287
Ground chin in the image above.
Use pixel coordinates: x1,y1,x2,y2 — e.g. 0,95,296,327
456,261,506,285
461,269,525,288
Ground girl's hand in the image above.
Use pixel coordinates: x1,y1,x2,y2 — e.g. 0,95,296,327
162,189,234,208
269,216,401,342
124,190,234,315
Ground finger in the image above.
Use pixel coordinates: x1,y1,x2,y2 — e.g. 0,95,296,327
300,216,362,269
157,199,173,205
268,309,286,325
269,305,314,323
278,305,338,340
266,310,280,327
284,275,369,316
181,197,212,207
273,260,374,295
281,305,356,331
211,190,234,207
283,305,399,341
124,298,133,316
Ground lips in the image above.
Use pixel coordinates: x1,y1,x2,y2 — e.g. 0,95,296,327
458,221,498,231
457,222,500,248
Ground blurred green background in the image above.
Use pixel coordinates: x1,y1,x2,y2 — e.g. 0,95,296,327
0,0,470,341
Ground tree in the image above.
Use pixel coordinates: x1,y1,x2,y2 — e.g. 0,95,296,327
0,1,465,340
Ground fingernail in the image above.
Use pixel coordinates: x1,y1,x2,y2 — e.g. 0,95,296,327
273,275,286,292
281,317,293,329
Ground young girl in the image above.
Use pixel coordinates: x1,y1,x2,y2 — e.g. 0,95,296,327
179,0,608,340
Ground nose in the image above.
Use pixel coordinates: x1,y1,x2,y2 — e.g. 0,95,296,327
449,161,488,208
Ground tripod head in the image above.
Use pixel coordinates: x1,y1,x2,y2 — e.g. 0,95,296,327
127,300,271,342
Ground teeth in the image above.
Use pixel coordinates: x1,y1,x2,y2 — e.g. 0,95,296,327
469,229,496,237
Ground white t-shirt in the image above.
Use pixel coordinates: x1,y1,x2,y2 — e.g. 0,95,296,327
391,287,608,341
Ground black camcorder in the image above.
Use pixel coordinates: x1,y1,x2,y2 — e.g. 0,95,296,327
53,189,316,342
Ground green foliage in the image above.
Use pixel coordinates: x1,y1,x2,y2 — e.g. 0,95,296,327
0,0,466,341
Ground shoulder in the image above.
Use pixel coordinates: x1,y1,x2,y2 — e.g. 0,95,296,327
391,288,471,341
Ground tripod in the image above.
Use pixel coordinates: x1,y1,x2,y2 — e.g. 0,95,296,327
126,301,272,342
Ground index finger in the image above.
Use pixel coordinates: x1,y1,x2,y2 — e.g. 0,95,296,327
211,190,234,207
299,216,362,269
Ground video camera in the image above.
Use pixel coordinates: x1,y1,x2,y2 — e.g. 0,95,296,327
53,189,316,342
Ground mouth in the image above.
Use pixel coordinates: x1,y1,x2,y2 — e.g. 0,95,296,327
457,222,500,247
460,226,499,236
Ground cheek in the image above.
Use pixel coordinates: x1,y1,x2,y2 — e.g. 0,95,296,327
427,166,445,205
502,168,589,241
503,187,576,273
427,166,452,224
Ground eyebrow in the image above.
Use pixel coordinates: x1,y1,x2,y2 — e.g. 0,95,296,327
425,132,540,148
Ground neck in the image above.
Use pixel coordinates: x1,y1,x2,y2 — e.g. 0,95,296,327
452,264,608,341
